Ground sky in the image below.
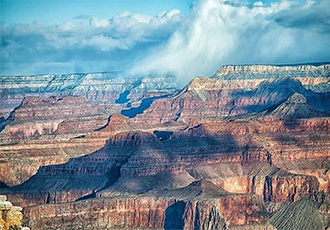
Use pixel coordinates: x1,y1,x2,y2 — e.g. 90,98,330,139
1,0,193,25
1,0,330,84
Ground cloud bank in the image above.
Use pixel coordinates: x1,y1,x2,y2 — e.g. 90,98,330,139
0,10,182,76
1,0,330,85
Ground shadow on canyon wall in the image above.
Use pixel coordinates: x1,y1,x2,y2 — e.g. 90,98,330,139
121,94,170,118
164,201,185,230
2,131,245,205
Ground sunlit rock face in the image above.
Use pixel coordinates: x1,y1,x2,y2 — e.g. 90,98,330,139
131,64,330,125
22,180,270,230
1,63,330,229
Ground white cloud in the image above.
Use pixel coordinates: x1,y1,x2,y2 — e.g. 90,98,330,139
157,9,181,20
89,18,110,28
0,9,182,76
80,35,131,51
57,21,78,31
1,0,330,84
130,0,330,85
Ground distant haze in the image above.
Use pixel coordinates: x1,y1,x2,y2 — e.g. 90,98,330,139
1,0,330,85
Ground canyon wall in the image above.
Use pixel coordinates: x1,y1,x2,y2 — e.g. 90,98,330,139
1,64,330,229
131,67,330,125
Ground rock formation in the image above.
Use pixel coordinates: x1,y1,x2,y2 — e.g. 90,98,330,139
22,180,272,230
131,71,330,125
1,63,330,229
0,95,119,186
0,95,118,143
0,72,178,117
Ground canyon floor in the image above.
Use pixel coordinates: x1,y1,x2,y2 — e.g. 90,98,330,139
1,64,330,230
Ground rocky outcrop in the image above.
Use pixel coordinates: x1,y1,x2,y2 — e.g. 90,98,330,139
158,180,269,228
54,114,110,135
0,135,107,186
259,93,328,120
181,200,228,230
263,170,319,202
132,77,330,125
0,195,29,230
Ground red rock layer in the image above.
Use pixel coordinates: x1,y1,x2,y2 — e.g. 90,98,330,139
0,96,119,143
0,136,107,186
23,197,175,230
22,191,268,230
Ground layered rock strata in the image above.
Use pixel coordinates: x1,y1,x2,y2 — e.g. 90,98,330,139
132,77,330,125
5,111,330,204
22,180,272,230
1,63,330,230
0,95,118,143
0,95,119,186
0,73,178,116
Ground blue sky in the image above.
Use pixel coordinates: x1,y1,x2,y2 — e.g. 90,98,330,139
1,0,193,25
1,0,329,81
1,0,303,25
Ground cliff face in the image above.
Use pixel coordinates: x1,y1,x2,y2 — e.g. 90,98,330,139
0,136,107,187
215,64,330,79
214,64,330,94
1,64,330,230
22,195,175,230
22,180,270,230
264,170,320,202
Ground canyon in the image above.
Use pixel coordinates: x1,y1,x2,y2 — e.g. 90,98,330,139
0,63,330,229
0,72,178,117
